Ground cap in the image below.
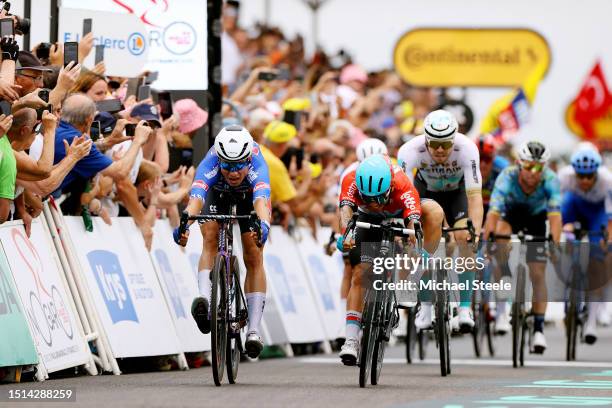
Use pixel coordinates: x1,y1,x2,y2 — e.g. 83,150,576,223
174,98,208,134
340,64,367,85
130,104,161,127
264,120,297,143
16,51,53,72
95,112,117,134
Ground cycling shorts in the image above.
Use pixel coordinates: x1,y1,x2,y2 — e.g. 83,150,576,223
500,206,547,263
202,189,254,234
414,178,468,226
561,191,608,243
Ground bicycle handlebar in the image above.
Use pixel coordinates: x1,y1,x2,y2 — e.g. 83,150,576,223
442,219,478,252
179,211,261,245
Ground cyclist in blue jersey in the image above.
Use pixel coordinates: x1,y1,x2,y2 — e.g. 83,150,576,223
559,147,612,343
173,125,272,358
483,141,562,353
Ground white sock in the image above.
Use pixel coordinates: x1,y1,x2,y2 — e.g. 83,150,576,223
197,269,211,300
587,303,599,326
419,303,432,315
345,310,362,340
497,301,507,316
246,292,266,334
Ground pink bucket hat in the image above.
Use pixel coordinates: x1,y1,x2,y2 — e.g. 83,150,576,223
175,99,209,134
340,64,368,85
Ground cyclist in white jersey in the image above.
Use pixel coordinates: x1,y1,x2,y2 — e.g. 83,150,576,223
397,110,484,333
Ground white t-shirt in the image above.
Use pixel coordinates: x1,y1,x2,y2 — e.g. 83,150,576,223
559,165,612,214
397,133,482,192
99,140,143,217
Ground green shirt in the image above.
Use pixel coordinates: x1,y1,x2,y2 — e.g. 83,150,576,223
0,135,16,200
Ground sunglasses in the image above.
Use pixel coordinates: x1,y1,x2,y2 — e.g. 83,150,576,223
520,162,544,173
219,160,250,172
360,190,390,205
427,140,453,150
576,173,596,180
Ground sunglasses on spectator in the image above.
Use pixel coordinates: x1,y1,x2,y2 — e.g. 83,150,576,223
576,173,596,180
520,162,544,173
17,73,44,82
427,140,453,150
360,190,390,205
219,160,250,172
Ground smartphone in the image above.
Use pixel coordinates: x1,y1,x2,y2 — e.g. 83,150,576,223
94,44,104,64
258,71,277,81
0,100,10,115
63,41,79,68
278,68,291,81
145,71,158,84
124,123,136,137
0,17,13,37
82,18,92,36
36,42,52,60
36,104,52,121
282,110,301,131
90,120,101,141
95,98,123,113
137,85,151,101
38,89,49,103
126,77,141,98
2,2,10,12
157,91,173,120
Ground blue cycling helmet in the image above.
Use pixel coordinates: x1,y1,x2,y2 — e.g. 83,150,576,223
571,149,601,175
355,154,392,197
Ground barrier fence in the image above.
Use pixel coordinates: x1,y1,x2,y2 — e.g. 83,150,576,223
0,201,345,381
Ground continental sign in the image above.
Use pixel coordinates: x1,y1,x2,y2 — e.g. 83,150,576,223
565,102,612,150
393,28,551,87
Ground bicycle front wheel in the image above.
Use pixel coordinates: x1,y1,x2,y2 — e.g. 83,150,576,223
359,289,379,388
226,256,244,384
371,292,393,385
512,265,526,368
435,269,450,377
405,307,416,364
211,254,228,386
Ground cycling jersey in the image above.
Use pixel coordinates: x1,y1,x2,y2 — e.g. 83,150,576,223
339,162,421,221
489,166,561,216
482,155,510,212
397,133,482,193
558,166,612,217
190,143,271,203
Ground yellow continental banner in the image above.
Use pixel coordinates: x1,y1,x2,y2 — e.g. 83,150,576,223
565,102,612,149
393,28,551,87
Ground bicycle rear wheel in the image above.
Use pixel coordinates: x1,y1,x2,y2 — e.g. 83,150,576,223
226,256,244,384
359,289,379,388
472,300,484,358
512,265,526,368
211,255,227,386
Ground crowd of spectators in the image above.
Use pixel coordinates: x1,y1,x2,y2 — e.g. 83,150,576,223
0,1,511,249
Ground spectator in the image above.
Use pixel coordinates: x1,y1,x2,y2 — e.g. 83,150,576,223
71,70,108,101
0,114,15,222
15,52,51,96
130,104,169,173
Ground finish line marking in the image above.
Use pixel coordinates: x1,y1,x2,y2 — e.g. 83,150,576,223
298,357,612,368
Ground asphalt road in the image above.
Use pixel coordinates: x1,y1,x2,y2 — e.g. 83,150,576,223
2,325,612,408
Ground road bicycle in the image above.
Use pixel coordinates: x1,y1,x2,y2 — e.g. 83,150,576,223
178,202,260,386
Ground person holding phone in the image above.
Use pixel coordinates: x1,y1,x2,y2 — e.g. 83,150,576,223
14,51,52,97
129,104,169,173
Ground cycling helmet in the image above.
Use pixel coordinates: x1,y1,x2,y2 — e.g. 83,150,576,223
517,141,550,163
475,134,496,159
423,109,458,141
571,148,602,175
214,125,254,162
355,155,392,197
356,138,388,162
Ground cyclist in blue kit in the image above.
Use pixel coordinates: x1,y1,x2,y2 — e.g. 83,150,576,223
483,141,562,354
173,125,271,358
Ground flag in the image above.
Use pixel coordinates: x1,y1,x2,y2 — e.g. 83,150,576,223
573,60,612,139
479,60,547,144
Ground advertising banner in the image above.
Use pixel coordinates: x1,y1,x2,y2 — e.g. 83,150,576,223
0,220,90,373
0,245,38,367
149,220,210,352
63,217,181,358
60,0,207,90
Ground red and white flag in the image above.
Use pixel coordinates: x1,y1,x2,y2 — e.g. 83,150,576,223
573,60,612,138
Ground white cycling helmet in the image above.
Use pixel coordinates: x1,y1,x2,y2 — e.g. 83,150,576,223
214,125,254,162
516,141,551,163
356,138,388,162
423,109,458,142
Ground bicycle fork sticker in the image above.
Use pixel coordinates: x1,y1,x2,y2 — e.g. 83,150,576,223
12,229,74,347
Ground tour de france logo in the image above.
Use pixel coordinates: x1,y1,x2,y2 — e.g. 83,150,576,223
12,229,74,347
